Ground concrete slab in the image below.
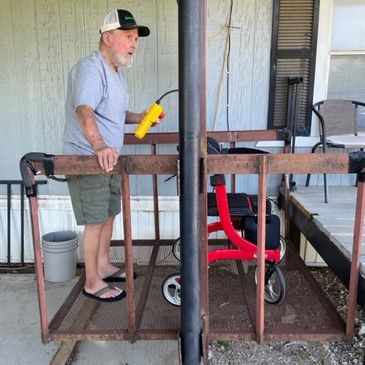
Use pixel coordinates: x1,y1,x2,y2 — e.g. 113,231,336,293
0,273,74,364
0,274,179,365
74,341,180,364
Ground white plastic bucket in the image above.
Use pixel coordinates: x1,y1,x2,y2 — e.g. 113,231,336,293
42,231,78,282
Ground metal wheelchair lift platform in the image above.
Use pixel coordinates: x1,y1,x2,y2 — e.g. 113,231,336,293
20,151,365,351
48,244,345,343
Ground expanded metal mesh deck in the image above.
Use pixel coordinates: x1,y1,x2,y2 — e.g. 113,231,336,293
49,242,346,342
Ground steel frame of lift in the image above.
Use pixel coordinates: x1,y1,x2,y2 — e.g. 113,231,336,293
17,0,365,363
20,149,365,364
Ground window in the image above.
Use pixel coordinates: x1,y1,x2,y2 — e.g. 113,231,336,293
327,0,365,101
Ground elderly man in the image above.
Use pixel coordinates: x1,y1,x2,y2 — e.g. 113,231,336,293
63,9,150,302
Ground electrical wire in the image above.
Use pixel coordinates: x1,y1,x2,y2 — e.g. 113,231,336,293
211,0,235,131
211,36,229,131
226,0,234,131
208,24,229,41
156,89,179,103
175,0,235,132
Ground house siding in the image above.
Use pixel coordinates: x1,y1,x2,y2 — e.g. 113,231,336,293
0,0,273,195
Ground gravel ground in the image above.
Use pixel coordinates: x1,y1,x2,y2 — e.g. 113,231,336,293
208,267,365,364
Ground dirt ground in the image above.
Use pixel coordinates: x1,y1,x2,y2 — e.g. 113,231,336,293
208,268,365,365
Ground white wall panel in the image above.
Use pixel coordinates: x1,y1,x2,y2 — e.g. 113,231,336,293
0,196,180,264
0,0,275,197
206,0,272,132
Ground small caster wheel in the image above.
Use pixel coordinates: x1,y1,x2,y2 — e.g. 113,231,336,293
255,263,285,304
172,238,181,261
162,272,181,306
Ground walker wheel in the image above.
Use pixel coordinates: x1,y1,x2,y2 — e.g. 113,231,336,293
254,264,285,304
172,238,181,261
279,236,286,260
162,272,181,306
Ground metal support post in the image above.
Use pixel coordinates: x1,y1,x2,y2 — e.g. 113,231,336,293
178,0,203,363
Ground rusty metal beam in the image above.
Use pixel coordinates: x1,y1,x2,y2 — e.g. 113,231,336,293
125,155,178,175
50,332,129,341
346,175,365,336
30,153,352,177
151,144,161,241
256,155,268,343
31,155,177,176
206,130,279,143
207,153,350,174
120,165,136,342
29,195,49,344
123,129,280,145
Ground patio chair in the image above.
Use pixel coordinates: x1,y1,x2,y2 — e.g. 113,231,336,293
306,99,365,203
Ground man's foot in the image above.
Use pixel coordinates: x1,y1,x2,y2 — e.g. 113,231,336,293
103,269,137,283
82,285,126,303
98,263,137,282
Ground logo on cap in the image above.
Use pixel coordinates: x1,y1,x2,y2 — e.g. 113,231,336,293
100,9,150,37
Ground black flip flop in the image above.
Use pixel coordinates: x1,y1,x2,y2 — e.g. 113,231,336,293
82,286,126,303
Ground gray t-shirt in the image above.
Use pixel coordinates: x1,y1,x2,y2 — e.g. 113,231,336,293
63,50,129,155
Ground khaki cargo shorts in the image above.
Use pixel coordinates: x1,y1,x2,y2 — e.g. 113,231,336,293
66,174,121,225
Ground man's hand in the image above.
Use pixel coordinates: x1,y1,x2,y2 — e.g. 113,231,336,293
140,110,164,127
95,146,119,172
152,111,164,127
76,105,119,172
76,105,119,171
126,110,165,127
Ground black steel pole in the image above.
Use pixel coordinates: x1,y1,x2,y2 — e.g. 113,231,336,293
178,0,202,364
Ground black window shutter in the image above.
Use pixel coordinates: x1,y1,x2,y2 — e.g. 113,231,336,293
268,0,320,136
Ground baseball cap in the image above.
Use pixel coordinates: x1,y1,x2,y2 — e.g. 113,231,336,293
100,9,150,37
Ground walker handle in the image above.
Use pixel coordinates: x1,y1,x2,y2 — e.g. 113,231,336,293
19,153,55,197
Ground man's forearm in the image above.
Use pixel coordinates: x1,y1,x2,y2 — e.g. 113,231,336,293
77,105,106,151
126,111,143,124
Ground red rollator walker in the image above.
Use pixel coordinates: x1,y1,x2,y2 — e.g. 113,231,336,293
162,138,286,306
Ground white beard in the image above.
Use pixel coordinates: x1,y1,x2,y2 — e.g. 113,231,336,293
115,54,133,69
